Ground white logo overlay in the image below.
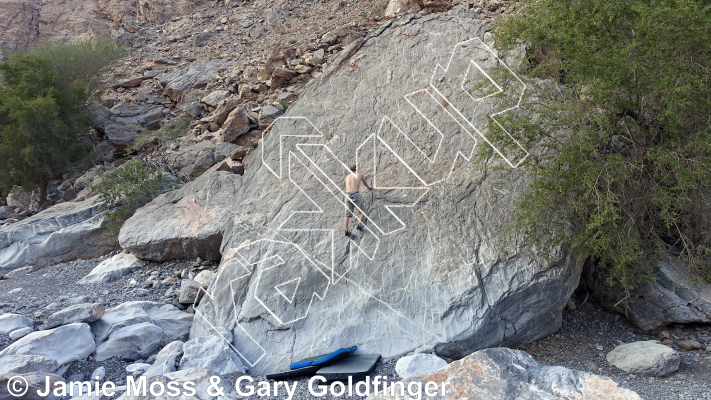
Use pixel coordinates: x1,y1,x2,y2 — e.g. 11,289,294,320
194,38,528,368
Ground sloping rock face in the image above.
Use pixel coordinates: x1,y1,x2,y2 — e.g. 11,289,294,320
0,0,204,52
190,11,582,375
119,171,242,262
583,260,711,331
0,197,114,273
367,348,641,400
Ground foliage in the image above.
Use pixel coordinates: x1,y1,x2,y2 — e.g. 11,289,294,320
90,159,173,235
0,38,124,203
494,0,711,286
0,55,92,200
126,118,189,154
31,38,126,94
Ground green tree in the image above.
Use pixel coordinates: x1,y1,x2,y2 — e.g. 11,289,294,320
0,40,124,205
0,55,92,204
493,0,711,286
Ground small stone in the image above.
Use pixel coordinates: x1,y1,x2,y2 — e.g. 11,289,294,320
321,32,338,46
606,341,680,377
677,339,702,351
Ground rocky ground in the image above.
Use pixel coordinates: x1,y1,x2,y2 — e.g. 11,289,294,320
518,301,711,400
2,255,711,399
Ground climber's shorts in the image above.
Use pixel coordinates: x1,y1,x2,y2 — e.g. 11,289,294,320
344,192,361,217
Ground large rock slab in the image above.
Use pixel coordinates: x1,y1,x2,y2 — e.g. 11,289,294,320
78,253,143,285
95,322,164,362
0,197,114,274
119,171,242,262
190,11,583,375
0,313,33,334
0,323,95,368
90,301,192,344
606,341,680,377
584,260,711,331
93,103,165,148
367,348,641,400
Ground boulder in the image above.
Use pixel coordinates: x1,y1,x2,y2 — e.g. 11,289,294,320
200,90,231,108
42,303,105,330
78,253,144,285
221,108,251,143
193,270,216,289
200,97,239,126
111,76,145,89
583,260,711,331
0,323,95,367
0,206,12,219
606,341,680,377
9,327,34,341
95,322,164,362
90,301,192,345
395,353,448,379
367,348,640,400
0,197,114,274
384,0,424,17
178,335,245,375
179,279,204,304
0,372,65,400
214,143,247,162
160,59,230,103
257,104,283,129
143,341,184,378
6,186,31,209
96,102,165,148
269,68,297,89
0,313,33,334
119,171,242,262
179,151,215,179
0,355,60,374
191,11,583,375
677,339,702,351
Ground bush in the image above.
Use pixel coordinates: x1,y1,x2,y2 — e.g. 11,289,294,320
126,118,189,154
31,38,126,94
494,0,711,286
0,39,124,204
90,159,173,235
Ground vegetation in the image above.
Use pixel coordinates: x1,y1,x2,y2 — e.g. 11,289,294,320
90,159,173,235
126,118,189,155
0,39,124,204
493,0,711,287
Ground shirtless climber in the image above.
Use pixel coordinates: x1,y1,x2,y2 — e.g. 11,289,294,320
343,164,371,237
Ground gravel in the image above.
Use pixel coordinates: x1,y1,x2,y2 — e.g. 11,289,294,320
3,255,710,400
517,301,711,400
0,252,217,385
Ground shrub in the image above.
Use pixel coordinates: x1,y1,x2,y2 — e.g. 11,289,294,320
90,159,173,235
0,39,124,204
126,118,189,154
494,0,711,286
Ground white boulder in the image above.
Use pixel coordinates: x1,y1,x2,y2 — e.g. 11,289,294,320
78,254,143,285
395,353,449,379
606,341,680,377
0,323,95,368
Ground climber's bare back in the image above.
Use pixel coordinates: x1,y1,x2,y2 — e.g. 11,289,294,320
345,172,365,192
